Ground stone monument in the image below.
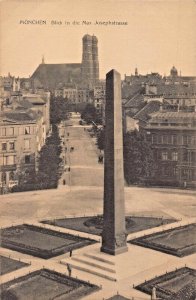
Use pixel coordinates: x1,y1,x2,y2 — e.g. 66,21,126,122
101,69,128,255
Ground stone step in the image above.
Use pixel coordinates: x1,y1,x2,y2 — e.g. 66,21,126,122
60,260,117,282
83,253,115,266
71,256,116,273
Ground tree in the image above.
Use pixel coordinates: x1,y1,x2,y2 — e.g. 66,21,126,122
123,130,156,184
50,95,70,124
37,124,62,186
81,104,98,124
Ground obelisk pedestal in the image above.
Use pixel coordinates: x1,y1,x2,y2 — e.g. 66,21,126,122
101,69,128,255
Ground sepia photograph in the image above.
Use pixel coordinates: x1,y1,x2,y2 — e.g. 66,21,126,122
0,0,196,299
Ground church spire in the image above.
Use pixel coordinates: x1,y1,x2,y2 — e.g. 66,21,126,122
42,55,45,64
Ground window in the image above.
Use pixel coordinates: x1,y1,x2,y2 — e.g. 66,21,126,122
162,135,167,144
173,167,178,176
183,135,188,145
152,135,157,144
25,155,30,164
25,126,30,135
24,139,30,150
2,143,7,151
172,152,178,161
191,152,196,163
172,135,177,145
187,136,192,145
161,151,168,160
183,151,188,162
9,142,15,150
168,135,172,144
158,135,162,144
2,128,6,136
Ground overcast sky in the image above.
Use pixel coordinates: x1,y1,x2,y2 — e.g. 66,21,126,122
0,0,196,79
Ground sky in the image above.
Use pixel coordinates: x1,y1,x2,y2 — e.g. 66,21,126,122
0,0,196,79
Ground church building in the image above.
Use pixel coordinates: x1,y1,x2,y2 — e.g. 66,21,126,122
30,34,99,90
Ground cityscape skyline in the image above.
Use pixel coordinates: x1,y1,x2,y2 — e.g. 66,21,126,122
0,0,196,78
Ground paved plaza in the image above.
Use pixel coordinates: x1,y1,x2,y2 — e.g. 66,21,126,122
0,113,196,299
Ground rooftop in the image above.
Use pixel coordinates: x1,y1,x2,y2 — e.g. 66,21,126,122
0,111,37,124
31,63,82,89
133,101,161,122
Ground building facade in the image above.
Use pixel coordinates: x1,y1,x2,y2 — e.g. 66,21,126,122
0,110,46,191
141,109,196,187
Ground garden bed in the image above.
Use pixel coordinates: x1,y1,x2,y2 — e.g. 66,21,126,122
42,215,176,236
0,224,96,259
0,268,100,300
135,267,196,299
0,255,29,276
130,223,196,257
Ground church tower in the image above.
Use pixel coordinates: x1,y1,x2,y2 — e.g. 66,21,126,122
81,34,99,88
92,35,99,85
82,34,94,88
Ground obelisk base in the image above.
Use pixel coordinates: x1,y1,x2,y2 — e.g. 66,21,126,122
101,245,128,256
101,233,128,255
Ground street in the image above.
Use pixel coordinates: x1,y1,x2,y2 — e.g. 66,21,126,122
58,113,104,187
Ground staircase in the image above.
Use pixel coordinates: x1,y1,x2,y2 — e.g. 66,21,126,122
61,253,117,282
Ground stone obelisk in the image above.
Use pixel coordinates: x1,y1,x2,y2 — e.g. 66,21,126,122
101,69,128,255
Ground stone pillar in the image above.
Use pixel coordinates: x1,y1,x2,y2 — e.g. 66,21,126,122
101,69,128,255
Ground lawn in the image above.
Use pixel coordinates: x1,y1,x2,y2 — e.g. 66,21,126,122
1,269,100,300
130,223,196,257
0,224,96,259
42,215,175,236
0,256,28,276
135,267,196,299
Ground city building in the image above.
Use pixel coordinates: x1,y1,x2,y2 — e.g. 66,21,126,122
92,85,105,114
0,109,46,190
141,107,196,187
